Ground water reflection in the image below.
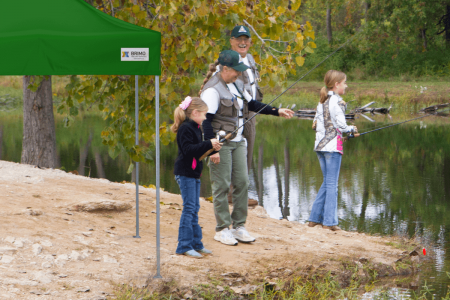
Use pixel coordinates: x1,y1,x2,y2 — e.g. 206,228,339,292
1,112,450,297
249,113,450,298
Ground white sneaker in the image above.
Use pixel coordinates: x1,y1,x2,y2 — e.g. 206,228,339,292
231,227,256,243
214,228,238,246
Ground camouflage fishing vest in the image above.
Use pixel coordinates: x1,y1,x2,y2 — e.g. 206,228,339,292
240,54,263,101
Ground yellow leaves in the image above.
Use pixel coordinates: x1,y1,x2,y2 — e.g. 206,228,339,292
290,0,301,11
132,5,140,14
303,21,315,40
284,20,297,32
136,11,146,20
277,6,286,15
62,0,318,164
304,46,314,53
182,60,190,71
305,21,313,31
304,30,315,40
295,56,305,66
197,4,208,17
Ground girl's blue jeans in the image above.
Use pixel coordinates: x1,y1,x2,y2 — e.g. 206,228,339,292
175,175,204,254
309,151,342,226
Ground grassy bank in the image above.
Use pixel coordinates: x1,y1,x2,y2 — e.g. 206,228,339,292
1,76,449,113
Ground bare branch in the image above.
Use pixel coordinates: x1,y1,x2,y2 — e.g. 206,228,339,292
109,0,114,17
243,20,266,46
267,46,290,54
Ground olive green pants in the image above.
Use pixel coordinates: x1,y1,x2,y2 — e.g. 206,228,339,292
209,140,249,232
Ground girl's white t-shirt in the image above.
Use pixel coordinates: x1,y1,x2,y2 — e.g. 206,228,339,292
201,84,253,142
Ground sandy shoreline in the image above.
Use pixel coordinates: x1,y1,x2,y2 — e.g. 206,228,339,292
0,160,424,299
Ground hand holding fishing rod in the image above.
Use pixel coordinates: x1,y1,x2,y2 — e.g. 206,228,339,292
200,130,230,161
344,126,359,141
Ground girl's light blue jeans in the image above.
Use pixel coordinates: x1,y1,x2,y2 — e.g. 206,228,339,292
308,151,342,226
175,175,204,254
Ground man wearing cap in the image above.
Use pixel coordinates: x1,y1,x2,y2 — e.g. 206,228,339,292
230,25,263,173
200,50,294,246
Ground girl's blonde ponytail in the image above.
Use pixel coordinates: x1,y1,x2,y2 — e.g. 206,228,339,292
199,60,220,95
320,70,346,103
171,107,186,133
319,87,328,104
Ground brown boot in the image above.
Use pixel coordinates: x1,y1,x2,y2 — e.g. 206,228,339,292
323,225,341,231
248,198,258,206
307,222,322,227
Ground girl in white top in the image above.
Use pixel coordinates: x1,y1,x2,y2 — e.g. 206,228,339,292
308,70,357,232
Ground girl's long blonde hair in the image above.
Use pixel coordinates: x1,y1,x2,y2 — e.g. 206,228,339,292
171,97,208,133
320,70,346,103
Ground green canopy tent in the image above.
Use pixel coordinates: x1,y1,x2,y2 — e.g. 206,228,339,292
0,0,162,277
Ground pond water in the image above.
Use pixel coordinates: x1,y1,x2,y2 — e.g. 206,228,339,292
1,110,450,298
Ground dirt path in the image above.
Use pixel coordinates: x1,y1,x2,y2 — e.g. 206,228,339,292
0,160,421,299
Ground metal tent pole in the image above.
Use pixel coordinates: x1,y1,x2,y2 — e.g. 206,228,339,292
134,75,141,239
154,75,162,278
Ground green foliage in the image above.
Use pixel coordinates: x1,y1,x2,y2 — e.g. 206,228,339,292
297,0,450,80
62,0,316,163
26,75,49,92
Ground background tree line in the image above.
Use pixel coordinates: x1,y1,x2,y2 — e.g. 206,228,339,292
297,0,450,79
18,0,450,170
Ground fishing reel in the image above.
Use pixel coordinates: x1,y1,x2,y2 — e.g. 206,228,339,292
216,130,227,143
344,127,360,141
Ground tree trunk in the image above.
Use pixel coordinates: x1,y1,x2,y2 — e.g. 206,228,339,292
447,5,450,45
256,142,264,206
273,156,283,214
78,132,93,176
283,138,290,219
0,125,3,160
94,152,106,179
421,29,427,51
326,3,333,45
21,76,57,168
364,1,370,18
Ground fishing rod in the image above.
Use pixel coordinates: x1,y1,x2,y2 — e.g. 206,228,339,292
199,30,363,160
345,109,449,141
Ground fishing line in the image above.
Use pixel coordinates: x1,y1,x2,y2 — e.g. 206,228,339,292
346,107,450,140
359,107,450,134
